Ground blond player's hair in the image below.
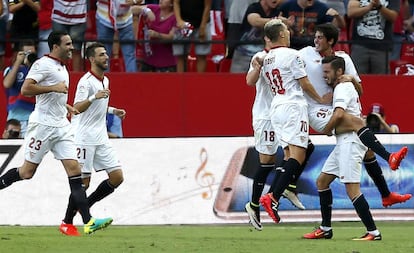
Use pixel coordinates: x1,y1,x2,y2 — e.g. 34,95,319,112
264,19,286,42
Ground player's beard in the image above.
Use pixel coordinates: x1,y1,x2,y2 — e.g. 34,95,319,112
96,61,108,71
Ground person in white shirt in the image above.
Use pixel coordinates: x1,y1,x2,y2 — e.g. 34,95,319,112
244,42,310,231
59,42,126,236
258,19,330,224
244,47,279,231
303,55,381,241
0,31,113,235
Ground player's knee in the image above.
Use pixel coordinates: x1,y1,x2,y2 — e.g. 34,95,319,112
19,164,36,179
316,175,329,190
108,169,123,188
363,149,375,161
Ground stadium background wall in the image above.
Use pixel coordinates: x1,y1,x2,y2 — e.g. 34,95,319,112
1,73,413,137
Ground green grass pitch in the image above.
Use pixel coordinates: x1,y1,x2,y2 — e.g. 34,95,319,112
1,221,414,253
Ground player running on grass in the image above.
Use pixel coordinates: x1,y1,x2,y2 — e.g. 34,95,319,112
0,31,112,234
59,42,126,236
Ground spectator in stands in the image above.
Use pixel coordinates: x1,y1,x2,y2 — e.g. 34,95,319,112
52,0,87,71
320,0,347,25
225,0,256,59
366,103,399,133
107,112,124,138
279,0,345,50
3,40,37,137
230,0,284,73
2,119,22,139
320,0,347,14
8,0,40,53
347,0,399,74
96,0,142,72
391,0,410,61
38,0,53,58
0,0,9,70
173,0,212,73
132,0,177,72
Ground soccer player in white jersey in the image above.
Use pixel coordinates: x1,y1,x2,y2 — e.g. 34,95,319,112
258,19,331,224
59,42,126,236
299,23,411,207
0,31,113,234
304,56,381,241
244,48,276,231
244,44,310,230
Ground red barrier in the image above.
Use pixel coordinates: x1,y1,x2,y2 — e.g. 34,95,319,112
1,73,414,137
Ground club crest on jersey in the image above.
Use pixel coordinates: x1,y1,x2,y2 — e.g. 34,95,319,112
295,56,305,68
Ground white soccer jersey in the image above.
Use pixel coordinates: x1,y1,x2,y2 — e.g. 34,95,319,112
333,81,362,119
321,81,367,182
298,46,361,108
262,47,308,107
26,55,70,127
249,50,273,121
71,72,109,145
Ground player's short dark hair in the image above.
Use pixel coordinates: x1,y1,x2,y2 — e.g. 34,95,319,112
315,23,339,47
322,55,345,73
47,30,69,51
85,42,106,58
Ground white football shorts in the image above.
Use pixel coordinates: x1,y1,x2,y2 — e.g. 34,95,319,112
321,132,368,183
253,119,278,155
308,105,334,133
24,122,77,164
76,142,121,175
270,103,309,149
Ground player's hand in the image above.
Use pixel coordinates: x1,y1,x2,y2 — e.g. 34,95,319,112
96,89,111,99
252,56,263,71
115,109,126,120
322,127,333,136
321,92,333,105
66,104,80,117
337,74,354,83
54,82,68,94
